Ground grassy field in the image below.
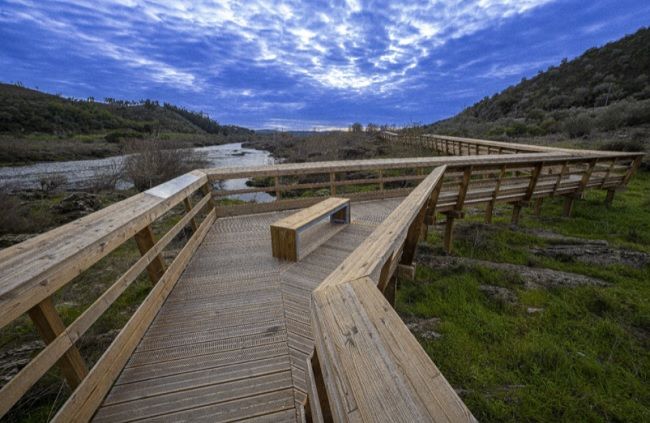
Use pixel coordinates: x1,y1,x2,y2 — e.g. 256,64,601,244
397,170,650,422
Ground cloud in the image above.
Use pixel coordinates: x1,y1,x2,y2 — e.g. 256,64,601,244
1,0,556,93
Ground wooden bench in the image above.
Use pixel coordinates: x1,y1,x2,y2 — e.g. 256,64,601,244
271,197,350,261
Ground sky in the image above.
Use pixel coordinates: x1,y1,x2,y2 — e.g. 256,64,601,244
0,1,648,130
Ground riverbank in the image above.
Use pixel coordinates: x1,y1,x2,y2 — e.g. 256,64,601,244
0,132,254,166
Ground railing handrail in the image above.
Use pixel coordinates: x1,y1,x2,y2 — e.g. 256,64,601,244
201,150,643,180
317,165,447,291
310,165,477,421
0,170,208,329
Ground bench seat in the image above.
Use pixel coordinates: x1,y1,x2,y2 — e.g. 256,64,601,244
271,197,350,261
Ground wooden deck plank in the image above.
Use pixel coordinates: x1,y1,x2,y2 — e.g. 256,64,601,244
93,199,399,422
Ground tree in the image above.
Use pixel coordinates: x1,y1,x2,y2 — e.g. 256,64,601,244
349,122,363,133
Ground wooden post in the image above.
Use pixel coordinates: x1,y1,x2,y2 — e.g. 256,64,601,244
384,276,397,306
604,188,616,207
200,182,216,210
378,169,384,193
28,297,88,389
552,161,569,196
274,176,282,200
564,160,596,218
309,352,333,423
485,165,506,224
329,172,336,196
512,163,543,226
443,167,472,253
563,196,575,217
182,197,199,232
134,225,166,283
511,203,523,225
533,198,543,216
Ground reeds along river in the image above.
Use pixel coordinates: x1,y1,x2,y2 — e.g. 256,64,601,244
0,143,276,202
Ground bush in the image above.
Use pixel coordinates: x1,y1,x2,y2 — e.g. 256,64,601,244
599,139,646,152
38,174,67,193
123,140,208,191
88,159,123,192
564,114,592,138
104,130,142,143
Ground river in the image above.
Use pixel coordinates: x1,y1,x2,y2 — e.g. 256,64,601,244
0,143,276,202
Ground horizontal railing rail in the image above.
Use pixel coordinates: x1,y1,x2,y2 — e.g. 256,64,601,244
0,170,216,421
203,149,642,220
307,166,477,421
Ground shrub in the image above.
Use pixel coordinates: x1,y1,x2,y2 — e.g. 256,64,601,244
88,159,123,192
38,174,67,193
599,139,646,152
564,114,592,138
104,130,143,143
596,103,626,131
122,140,208,191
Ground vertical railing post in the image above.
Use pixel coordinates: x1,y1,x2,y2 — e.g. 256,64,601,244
443,166,471,253
307,350,333,423
485,165,506,224
274,175,282,200
182,197,199,232
329,172,336,196
512,163,542,225
27,297,88,389
564,160,596,217
134,225,166,284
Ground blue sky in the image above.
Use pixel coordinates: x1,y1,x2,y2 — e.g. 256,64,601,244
0,1,648,130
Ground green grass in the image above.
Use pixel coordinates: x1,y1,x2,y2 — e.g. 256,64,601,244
397,170,650,422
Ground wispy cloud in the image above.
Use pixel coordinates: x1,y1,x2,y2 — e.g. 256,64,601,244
0,0,645,129
1,0,556,93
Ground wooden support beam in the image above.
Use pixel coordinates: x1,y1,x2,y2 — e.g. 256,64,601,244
622,157,642,185
383,275,397,306
552,160,569,196
305,351,329,423
605,188,616,207
563,196,575,217
512,163,543,226
27,297,88,389
200,182,216,210
485,164,506,224
533,198,543,216
329,172,336,196
396,264,416,281
563,160,596,218
511,203,523,225
443,167,472,253
134,225,166,284
182,197,199,232
274,176,282,200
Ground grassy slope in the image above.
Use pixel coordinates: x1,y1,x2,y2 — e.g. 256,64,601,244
397,170,650,422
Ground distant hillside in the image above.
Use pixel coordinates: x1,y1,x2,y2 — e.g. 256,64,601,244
0,83,252,138
424,27,650,147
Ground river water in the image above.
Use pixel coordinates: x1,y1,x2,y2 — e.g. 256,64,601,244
0,143,276,202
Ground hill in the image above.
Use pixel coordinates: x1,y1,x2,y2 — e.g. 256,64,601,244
0,83,254,164
0,83,252,137
423,27,650,150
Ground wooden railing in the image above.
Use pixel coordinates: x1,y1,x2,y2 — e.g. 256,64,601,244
0,170,215,421
306,166,477,422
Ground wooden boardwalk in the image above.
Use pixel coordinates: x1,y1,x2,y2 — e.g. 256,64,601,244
92,198,403,422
